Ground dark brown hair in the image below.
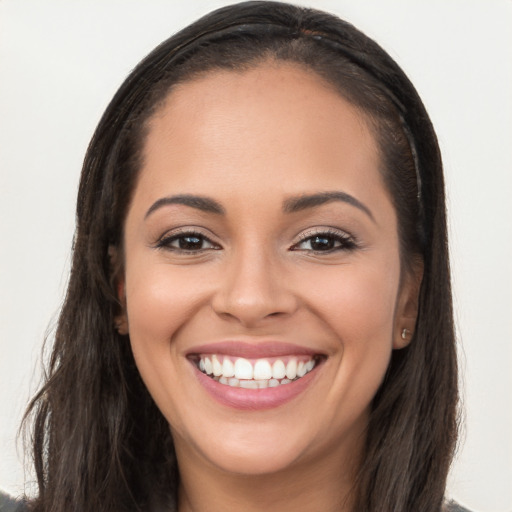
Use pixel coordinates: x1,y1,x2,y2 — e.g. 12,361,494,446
24,2,458,511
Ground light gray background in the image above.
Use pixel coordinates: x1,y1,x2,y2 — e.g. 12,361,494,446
1,1,511,511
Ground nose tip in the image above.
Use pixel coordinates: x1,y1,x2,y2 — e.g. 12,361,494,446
211,255,298,327
213,292,291,327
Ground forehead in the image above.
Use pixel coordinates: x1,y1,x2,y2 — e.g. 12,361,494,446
135,62,387,214
148,61,375,154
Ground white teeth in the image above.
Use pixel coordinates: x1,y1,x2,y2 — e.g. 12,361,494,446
228,377,240,387
222,357,235,378
253,359,272,380
286,359,297,379
234,358,253,380
197,354,319,386
239,380,259,389
272,359,286,379
212,355,222,376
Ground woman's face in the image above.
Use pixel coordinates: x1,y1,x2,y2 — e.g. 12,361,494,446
120,62,419,477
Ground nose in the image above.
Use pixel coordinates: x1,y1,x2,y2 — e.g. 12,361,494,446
211,246,299,328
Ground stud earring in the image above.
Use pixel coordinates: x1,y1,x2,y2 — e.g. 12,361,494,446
401,328,410,340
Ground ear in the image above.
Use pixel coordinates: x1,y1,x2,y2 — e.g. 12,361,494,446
393,259,423,349
109,244,129,336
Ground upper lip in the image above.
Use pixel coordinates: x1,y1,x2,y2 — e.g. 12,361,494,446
186,340,323,359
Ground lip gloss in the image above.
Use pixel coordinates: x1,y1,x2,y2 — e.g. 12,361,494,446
192,363,319,410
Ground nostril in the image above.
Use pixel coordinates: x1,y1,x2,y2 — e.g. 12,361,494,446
266,311,287,318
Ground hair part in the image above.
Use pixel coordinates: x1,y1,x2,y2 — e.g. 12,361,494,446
24,3,458,512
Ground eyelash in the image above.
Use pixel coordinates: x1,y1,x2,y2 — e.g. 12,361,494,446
155,228,357,254
155,230,221,253
291,229,357,253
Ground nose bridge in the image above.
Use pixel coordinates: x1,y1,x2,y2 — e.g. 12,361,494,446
212,237,296,326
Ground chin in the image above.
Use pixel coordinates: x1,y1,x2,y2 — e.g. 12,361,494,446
171,413,323,477
196,435,308,476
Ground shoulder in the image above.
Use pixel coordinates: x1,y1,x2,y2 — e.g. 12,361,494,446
445,500,474,512
0,490,29,512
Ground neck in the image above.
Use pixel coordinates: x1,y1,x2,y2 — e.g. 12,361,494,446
176,438,361,512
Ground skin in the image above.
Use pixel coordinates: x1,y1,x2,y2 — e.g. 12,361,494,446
118,61,421,512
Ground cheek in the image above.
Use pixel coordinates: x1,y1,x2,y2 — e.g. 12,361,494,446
302,260,399,407
304,259,399,340
123,260,210,397
125,261,209,342
121,260,218,439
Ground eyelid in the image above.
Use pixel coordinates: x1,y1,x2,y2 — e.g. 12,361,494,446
290,227,357,252
154,227,222,251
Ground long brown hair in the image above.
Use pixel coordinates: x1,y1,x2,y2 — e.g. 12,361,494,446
24,2,458,511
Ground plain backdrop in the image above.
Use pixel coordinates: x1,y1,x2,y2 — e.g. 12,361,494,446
0,1,511,511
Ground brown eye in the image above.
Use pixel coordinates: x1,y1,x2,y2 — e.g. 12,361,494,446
292,231,356,253
309,235,337,251
176,235,204,250
157,232,220,252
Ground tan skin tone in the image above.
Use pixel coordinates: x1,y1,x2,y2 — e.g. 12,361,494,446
117,61,421,512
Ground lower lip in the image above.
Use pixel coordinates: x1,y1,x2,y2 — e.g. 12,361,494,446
193,365,319,411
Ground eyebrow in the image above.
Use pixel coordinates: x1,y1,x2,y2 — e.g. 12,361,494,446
282,191,375,221
145,194,225,219
144,191,374,222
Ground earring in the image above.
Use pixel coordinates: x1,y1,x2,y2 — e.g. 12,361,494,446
401,328,410,340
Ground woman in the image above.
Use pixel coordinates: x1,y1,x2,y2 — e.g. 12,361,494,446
19,2,464,511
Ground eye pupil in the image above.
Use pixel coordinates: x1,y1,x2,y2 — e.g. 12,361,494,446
179,236,203,250
311,236,335,251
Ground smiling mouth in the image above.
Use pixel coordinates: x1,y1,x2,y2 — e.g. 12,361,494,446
192,354,324,389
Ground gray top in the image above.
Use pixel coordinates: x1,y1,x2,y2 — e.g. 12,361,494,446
0,491,27,512
446,501,473,512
